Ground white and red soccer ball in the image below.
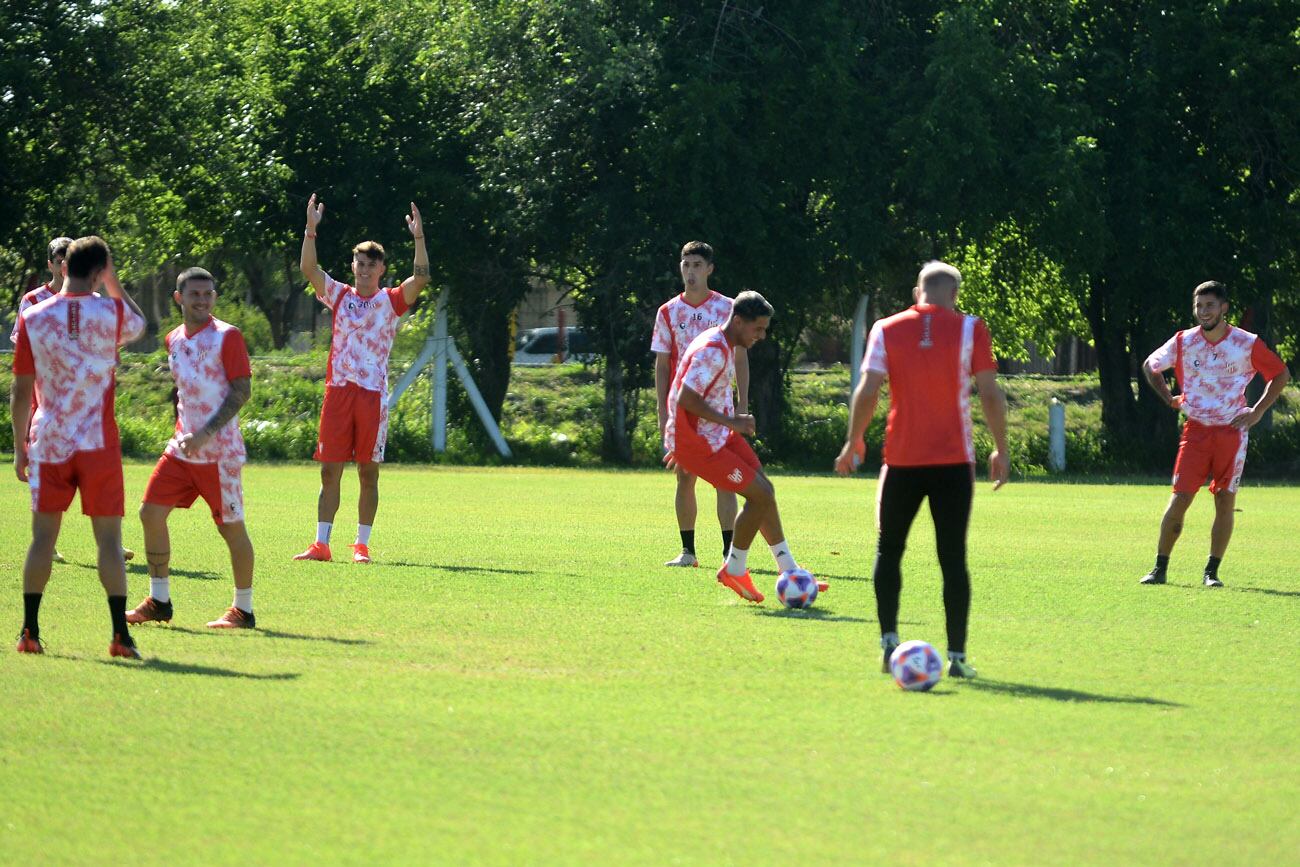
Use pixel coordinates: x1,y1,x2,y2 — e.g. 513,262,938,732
889,640,944,691
776,568,818,609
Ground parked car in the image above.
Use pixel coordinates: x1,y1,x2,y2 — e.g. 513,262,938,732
513,326,598,364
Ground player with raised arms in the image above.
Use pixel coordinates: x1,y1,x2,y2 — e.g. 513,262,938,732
835,261,1009,679
11,236,147,657
664,291,815,603
126,267,257,628
1139,280,1289,587
653,241,748,568
293,194,430,563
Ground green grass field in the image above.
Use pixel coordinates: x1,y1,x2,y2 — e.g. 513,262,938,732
2,463,1297,864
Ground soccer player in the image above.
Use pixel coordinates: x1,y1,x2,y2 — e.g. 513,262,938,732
664,291,813,603
653,241,748,567
835,261,1010,679
293,194,430,563
1139,280,1290,588
127,268,257,628
11,236,147,657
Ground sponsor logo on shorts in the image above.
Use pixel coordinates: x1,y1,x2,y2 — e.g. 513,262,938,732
727,468,743,484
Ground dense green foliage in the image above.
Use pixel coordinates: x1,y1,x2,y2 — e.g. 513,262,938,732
3,467,1298,862
3,1,1297,465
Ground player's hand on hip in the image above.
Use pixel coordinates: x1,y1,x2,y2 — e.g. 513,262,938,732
406,202,423,238
989,449,1009,490
834,439,865,476
306,193,325,228
1230,409,1259,431
731,414,757,437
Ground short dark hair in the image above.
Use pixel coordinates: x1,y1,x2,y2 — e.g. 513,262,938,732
680,241,713,264
65,236,110,280
1193,280,1227,303
353,241,386,263
732,290,773,321
176,266,217,293
47,236,73,261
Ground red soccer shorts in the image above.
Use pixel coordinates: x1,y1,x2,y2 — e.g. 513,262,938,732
143,453,245,525
1172,419,1248,495
315,382,387,464
29,448,125,516
674,431,762,493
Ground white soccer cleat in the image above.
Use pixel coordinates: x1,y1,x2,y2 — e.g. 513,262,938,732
664,549,699,568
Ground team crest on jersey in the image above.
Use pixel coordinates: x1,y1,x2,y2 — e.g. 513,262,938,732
727,468,743,484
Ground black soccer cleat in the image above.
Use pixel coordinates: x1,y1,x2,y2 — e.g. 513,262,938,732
880,642,899,674
1203,573,1223,588
1139,568,1167,585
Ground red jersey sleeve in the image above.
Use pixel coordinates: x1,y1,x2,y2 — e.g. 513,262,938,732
386,286,410,316
12,317,34,375
221,329,253,381
1250,338,1287,381
972,319,997,373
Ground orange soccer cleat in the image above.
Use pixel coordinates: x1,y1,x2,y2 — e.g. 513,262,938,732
206,607,256,629
817,580,829,593
293,542,332,562
15,628,44,654
109,633,142,660
351,543,371,564
126,596,173,624
716,565,764,604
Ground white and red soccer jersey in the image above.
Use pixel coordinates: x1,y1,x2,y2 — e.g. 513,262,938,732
666,326,736,455
651,290,734,371
164,317,252,464
863,304,997,467
320,274,409,394
10,283,55,343
12,293,145,463
1145,326,1287,426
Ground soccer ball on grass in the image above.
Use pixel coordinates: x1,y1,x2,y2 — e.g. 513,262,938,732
889,640,944,691
776,568,818,609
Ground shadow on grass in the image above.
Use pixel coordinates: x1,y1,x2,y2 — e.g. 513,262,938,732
751,608,870,623
964,678,1184,707
96,658,300,680
749,569,869,583
384,561,535,576
1229,585,1300,599
165,625,373,646
68,561,221,580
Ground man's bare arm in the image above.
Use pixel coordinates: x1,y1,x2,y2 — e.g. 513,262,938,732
676,386,754,436
177,377,251,458
1143,363,1180,409
11,375,33,481
834,370,884,474
1232,367,1292,430
655,352,672,436
399,202,431,305
301,194,328,298
974,369,1009,489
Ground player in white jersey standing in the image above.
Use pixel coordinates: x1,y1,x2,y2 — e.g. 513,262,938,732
294,194,430,563
11,236,147,657
1140,281,1290,587
127,267,257,628
653,241,748,568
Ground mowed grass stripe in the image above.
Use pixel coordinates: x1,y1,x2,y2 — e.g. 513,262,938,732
2,463,1297,864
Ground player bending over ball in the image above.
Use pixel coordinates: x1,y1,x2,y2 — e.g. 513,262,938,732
128,267,257,629
11,237,147,658
664,291,820,603
652,241,748,567
835,261,1009,679
1139,280,1289,588
11,235,135,565
294,194,430,564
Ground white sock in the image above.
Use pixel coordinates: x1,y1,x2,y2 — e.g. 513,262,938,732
356,524,373,545
769,541,797,573
316,522,332,545
150,578,170,603
725,546,749,576
233,587,253,613
949,650,966,662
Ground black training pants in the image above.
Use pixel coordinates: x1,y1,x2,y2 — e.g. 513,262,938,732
872,463,974,653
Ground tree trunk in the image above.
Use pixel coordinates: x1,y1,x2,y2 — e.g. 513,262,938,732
601,355,633,463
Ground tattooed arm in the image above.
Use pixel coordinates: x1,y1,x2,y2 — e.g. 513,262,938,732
176,377,251,458
400,201,431,305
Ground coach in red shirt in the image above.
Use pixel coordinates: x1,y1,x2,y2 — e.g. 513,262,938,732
836,261,1009,679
